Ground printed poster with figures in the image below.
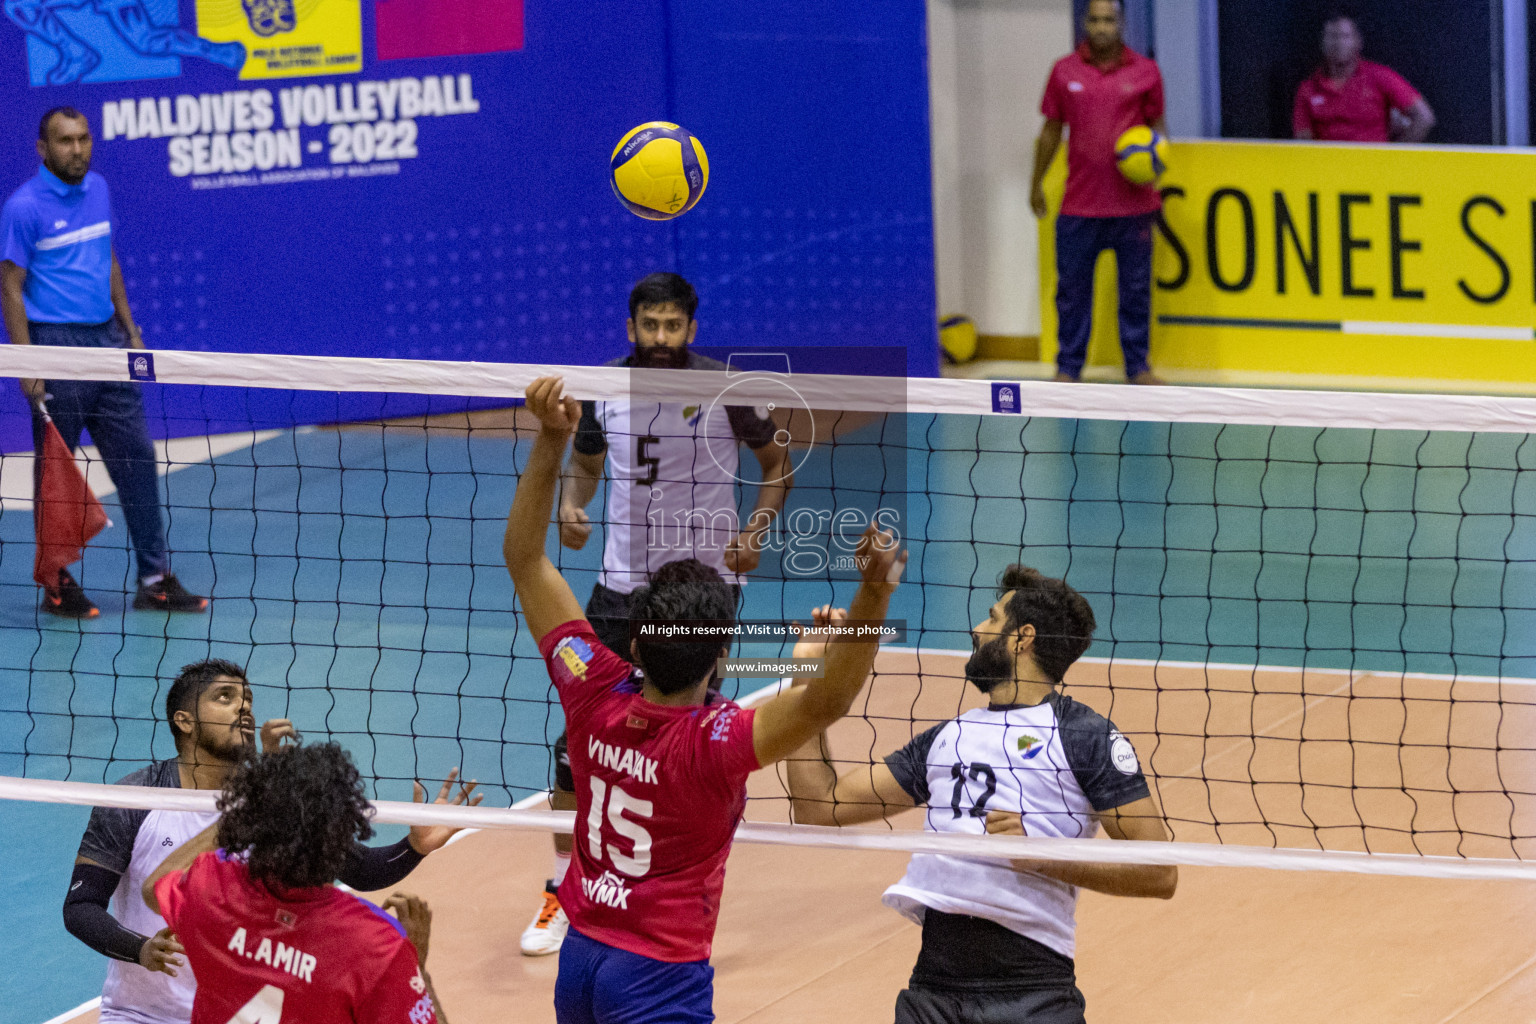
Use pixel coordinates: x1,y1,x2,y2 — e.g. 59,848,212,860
195,0,361,78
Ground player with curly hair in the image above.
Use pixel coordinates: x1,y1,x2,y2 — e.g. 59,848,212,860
143,743,449,1024
64,658,475,1024
786,564,1178,1024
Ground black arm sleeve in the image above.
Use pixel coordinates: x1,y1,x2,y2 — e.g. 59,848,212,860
726,404,777,450
572,400,607,457
337,837,425,892
63,862,148,964
882,722,945,805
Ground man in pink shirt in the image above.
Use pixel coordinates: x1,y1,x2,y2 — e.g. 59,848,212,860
1293,13,1434,143
1031,0,1166,386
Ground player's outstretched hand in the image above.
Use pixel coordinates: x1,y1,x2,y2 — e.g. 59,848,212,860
407,768,483,855
383,893,433,965
723,530,763,574
259,718,300,754
525,376,582,435
790,605,849,659
559,504,592,550
139,927,185,976
856,523,907,586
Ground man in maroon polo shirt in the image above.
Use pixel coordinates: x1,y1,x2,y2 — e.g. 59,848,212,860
1293,12,1434,143
1030,0,1166,386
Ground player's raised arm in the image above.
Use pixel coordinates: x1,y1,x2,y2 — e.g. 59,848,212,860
504,375,588,644
751,525,906,766
142,821,219,915
781,608,919,826
984,796,1177,899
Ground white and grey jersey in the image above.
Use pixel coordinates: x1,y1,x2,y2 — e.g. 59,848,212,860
78,759,216,1024
880,692,1151,960
573,353,776,594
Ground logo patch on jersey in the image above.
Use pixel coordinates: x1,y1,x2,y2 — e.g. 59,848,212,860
707,706,740,742
410,994,436,1024
274,908,296,927
554,636,594,679
683,404,702,425
626,713,648,730
1109,730,1140,776
583,869,633,909
1016,734,1044,759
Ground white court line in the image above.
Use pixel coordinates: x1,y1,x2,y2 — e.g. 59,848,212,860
39,996,98,1024
884,645,1536,689
1,429,285,510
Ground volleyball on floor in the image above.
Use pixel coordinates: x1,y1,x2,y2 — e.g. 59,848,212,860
1114,126,1168,185
610,121,710,221
939,314,978,363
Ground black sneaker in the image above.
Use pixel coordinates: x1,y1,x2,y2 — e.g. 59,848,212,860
133,574,208,613
42,569,100,619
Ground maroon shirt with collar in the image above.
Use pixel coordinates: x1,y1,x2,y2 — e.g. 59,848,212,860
1041,42,1165,218
1293,59,1421,143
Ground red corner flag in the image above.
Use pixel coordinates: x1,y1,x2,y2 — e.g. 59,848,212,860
33,418,109,586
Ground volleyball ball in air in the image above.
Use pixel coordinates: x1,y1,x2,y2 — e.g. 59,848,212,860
1114,126,1168,185
610,122,709,221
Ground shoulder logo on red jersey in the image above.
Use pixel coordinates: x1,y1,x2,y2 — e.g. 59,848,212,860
554,635,595,679
409,992,436,1024
706,706,740,742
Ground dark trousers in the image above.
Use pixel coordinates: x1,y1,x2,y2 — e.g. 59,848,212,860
30,323,169,581
893,984,1087,1024
1054,213,1154,379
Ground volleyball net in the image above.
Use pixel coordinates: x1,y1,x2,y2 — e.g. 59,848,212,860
1,344,1534,881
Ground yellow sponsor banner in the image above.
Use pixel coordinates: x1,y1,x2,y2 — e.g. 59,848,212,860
1039,140,1536,384
196,0,362,79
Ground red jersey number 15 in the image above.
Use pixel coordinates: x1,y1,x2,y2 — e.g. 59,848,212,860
587,777,654,876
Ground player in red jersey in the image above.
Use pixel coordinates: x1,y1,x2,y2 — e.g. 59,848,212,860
504,375,906,1023
143,742,449,1024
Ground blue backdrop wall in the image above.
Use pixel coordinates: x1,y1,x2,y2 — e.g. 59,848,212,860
0,0,936,452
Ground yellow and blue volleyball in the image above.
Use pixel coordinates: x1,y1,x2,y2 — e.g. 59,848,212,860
939,314,978,364
1114,126,1168,185
610,122,709,221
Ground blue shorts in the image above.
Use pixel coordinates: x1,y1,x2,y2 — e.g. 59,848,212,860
554,926,715,1024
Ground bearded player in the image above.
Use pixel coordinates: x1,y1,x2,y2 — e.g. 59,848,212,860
524,272,794,956
144,742,448,1023
504,374,903,1022
64,658,477,1024
786,566,1176,1024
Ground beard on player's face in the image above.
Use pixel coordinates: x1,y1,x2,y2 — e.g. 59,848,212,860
186,683,257,763
965,633,1017,693
634,341,690,369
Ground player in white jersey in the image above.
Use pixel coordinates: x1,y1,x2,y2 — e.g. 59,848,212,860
786,566,1177,1023
63,658,478,1024
521,272,795,955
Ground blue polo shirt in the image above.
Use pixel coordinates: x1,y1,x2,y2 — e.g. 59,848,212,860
0,165,115,325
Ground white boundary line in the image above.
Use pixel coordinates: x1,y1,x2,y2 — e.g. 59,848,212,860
882,645,1536,689
6,346,1536,434
39,997,99,1024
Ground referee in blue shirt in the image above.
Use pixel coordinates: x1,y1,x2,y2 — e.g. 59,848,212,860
1,107,206,618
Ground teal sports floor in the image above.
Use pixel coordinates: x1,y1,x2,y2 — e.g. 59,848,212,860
4,405,1534,1021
